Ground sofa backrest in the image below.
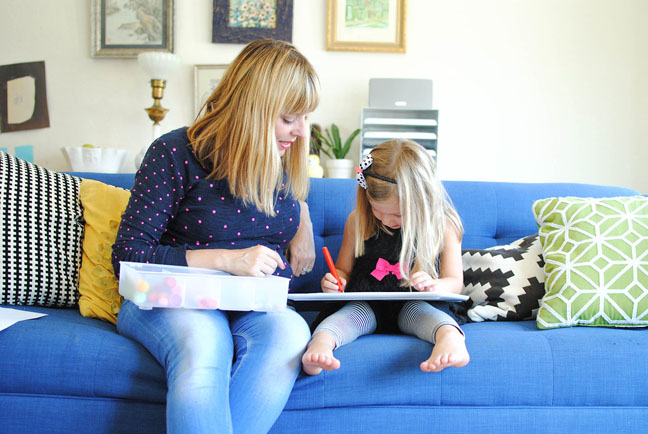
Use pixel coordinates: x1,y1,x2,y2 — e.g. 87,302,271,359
72,173,638,293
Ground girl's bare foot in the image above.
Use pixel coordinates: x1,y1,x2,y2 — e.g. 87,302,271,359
301,332,340,375
420,325,470,373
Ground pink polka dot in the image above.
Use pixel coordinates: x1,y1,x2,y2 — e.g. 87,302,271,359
224,224,228,229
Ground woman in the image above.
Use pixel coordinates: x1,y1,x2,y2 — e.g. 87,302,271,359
112,39,319,433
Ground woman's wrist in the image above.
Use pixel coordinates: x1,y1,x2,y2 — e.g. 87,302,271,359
186,248,230,272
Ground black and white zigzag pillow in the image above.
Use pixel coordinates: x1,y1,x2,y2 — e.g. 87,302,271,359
0,152,83,307
460,234,545,322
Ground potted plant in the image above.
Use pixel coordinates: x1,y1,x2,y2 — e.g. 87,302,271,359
311,123,361,178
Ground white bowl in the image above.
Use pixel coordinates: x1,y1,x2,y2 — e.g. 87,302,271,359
62,147,129,173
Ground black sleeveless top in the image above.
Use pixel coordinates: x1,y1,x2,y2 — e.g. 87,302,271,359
312,228,412,333
311,227,461,332
345,228,407,292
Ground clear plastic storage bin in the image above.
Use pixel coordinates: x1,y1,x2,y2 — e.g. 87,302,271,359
118,262,289,312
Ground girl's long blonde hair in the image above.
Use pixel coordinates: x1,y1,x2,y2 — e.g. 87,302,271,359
355,139,463,283
187,39,320,216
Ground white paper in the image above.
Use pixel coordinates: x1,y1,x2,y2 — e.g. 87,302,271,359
0,307,47,332
288,291,468,302
7,75,36,124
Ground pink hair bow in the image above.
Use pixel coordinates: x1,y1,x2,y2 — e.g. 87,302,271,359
370,258,403,281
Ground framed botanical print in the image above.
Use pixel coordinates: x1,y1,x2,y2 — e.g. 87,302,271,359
194,64,229,118
327,0,407,52
91,0,175,58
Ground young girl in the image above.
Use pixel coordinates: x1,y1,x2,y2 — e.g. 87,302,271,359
302,139,470,375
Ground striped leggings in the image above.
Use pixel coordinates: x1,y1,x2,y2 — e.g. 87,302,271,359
312,300,462,348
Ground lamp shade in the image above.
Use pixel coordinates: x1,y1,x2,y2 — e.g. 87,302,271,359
137,52,180,80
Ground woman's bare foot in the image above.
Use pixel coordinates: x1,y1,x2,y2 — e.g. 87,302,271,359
301,332,340,375
420,325,470,373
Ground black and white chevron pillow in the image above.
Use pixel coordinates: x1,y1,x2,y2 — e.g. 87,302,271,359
460,234,545,322
0,152,83,307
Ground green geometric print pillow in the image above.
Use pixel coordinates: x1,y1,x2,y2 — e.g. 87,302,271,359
532,196,648,329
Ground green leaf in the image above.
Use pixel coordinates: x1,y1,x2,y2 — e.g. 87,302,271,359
310,130,333,159
311,123,359,159
340,128,360,158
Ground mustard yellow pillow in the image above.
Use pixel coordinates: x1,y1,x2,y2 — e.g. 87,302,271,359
78,179,130,325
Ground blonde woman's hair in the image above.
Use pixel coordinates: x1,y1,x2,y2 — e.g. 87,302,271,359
187,39,320,215
354,139,463,283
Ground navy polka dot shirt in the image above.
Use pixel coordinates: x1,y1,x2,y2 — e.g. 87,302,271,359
111,127,301,279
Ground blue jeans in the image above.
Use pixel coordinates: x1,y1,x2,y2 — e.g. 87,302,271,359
117,300,311,434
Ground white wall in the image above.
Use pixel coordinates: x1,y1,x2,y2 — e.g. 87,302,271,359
1,0,646,191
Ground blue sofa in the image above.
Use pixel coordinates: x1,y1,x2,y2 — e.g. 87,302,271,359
1,173,647,434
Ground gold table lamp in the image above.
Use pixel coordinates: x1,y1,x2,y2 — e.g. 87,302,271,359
136,52,180,166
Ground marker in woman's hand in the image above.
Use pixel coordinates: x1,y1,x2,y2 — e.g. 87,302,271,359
322,246,344,292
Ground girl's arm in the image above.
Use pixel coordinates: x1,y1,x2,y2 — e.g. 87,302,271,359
410,219,464,293
321,210,357,292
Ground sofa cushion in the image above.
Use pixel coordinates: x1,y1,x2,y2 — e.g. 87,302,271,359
0,152,83,307
78,179,130,325
460,234,545,321
533,196,648,329
287,321,648,410
0,306,166,402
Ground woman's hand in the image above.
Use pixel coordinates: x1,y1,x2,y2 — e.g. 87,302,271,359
286,201,315,277
186,245,285,277
321,273,347,293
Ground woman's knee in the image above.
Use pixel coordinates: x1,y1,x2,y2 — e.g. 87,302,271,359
269,310,311,349
235,309,310,353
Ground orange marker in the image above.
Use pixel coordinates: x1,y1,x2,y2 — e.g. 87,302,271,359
322,246,344,292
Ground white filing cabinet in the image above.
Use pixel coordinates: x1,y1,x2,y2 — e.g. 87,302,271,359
360,107,439,160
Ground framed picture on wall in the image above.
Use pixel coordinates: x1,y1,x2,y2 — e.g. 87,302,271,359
0,61,50,133
212,0,293,44
91,0,175,58
194,64,229,118
327,0,407,52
